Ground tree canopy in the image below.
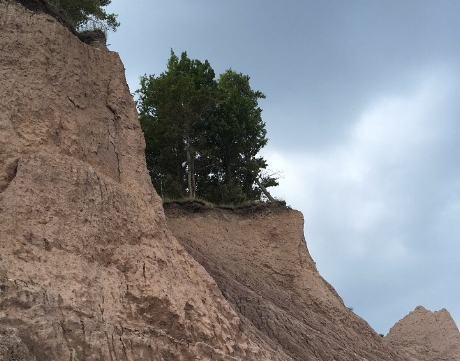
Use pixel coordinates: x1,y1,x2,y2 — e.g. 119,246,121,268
137,50,278,204
47,0,119,32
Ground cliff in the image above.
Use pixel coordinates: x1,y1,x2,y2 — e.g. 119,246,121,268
386,306,460,360
164,202,409,360
1,1,455,361
0,1,276,360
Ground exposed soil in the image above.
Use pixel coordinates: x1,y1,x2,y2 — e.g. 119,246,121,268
165,204,410,360
386,306,460,360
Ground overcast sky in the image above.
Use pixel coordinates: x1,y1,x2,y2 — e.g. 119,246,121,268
106,0,460,335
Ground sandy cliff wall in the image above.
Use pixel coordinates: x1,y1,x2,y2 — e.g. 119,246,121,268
0,2,278,360
165,203,410,361
386,306,460,361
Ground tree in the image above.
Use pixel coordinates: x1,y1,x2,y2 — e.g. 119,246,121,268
197,69,278,204
47,0,120,32
137,51,278,204
137,50,217,199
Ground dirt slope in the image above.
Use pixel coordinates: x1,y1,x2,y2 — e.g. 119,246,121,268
165,202,410,361
386,306,460,361
0,2,279,360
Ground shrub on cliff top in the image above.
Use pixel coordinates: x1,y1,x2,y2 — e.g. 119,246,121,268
15,0,119,34
46,0,119,33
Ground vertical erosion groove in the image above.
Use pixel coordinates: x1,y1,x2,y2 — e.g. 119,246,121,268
0,157,19,193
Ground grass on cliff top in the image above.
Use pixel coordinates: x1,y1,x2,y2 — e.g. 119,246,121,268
162,197,289,214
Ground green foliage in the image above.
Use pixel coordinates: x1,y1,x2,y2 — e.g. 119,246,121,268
46,0,119,32
199,69,276,203
137,50,278,204
138,50,217,199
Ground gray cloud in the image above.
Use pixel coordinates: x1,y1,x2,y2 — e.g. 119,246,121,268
107,0,460,334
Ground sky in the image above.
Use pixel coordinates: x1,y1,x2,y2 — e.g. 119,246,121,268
105,0,460,335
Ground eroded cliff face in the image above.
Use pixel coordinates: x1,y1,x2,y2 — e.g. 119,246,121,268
0,2,276,360
386,306,460,361
164,203,410,361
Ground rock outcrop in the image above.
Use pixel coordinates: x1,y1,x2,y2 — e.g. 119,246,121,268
386,305,460,361
164,202,410,360
0,2,276,360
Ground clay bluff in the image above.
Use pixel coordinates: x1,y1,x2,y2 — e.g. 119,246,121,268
1,1,459,360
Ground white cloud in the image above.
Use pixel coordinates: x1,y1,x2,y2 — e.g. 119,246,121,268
262,66,459,331
258,67,460,327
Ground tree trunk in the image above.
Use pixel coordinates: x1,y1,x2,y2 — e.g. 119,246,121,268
254,175,276,203
191,158,196,198
185,135,195,199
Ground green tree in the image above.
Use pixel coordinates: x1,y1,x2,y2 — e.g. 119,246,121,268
137,50,217,199
137,52,278,204
47,0,119,32
198,69,278,204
